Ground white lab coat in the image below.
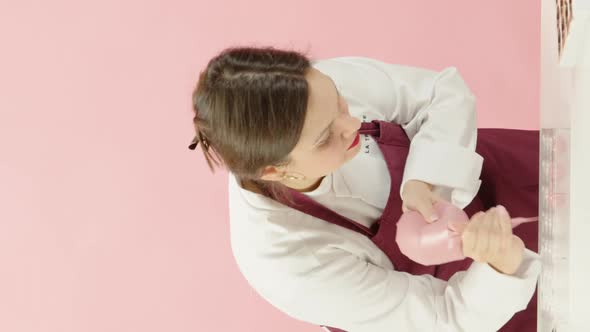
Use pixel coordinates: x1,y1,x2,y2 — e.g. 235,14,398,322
228,56,541,332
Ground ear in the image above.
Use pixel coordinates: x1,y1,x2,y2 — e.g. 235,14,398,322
259,165,285,182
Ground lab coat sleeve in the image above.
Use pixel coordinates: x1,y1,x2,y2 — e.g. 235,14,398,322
290,246,541,332
316,56,483,209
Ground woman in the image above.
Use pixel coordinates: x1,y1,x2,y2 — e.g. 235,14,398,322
188,46,541,331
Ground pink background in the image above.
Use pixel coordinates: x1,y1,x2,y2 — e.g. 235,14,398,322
0,1,539,331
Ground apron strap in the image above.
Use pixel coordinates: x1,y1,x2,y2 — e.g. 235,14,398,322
285,189,376,237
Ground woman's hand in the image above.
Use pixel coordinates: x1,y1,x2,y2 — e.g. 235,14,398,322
401,179,446,223
457,205,525,275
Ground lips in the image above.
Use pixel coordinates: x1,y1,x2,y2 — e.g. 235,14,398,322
347,132,360,150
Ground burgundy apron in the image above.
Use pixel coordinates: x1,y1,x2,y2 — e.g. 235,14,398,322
276,120,539,332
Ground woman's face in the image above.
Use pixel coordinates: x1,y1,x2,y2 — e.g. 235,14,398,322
260,67,361,190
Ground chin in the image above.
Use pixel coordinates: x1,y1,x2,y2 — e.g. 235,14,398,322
337,146,360,167
346,143,361,158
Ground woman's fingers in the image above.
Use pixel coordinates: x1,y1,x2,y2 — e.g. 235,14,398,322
430,191,448,204
496,205,512,253
463,206,517,264
474,207,494,261
417,200,439,223
401,180,441,223
463,211,484,261
461,205,526,273
402,198,438,223
489,211,505,261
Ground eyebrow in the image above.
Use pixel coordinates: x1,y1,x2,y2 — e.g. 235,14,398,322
312,77,340,146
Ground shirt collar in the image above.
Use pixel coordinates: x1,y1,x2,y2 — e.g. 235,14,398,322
332,169,353,198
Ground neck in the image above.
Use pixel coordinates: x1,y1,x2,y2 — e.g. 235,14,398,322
283,176,324,192
240,176,325,194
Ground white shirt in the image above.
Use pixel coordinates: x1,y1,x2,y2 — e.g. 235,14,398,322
228,56,542,332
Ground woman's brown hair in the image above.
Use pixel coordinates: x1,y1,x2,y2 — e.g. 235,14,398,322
188,45,314,202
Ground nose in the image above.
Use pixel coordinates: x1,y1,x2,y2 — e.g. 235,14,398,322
339,114,361,141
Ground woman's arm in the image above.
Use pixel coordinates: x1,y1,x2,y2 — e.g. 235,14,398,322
313,56,484,210
285,244,541,332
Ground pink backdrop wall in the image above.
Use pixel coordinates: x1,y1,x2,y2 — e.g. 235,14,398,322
0,1,539,331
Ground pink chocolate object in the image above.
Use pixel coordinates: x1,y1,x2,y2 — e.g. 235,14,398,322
395,201,538,266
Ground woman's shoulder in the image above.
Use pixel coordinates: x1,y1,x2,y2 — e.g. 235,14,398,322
227,184,331,292
227,172,351,257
